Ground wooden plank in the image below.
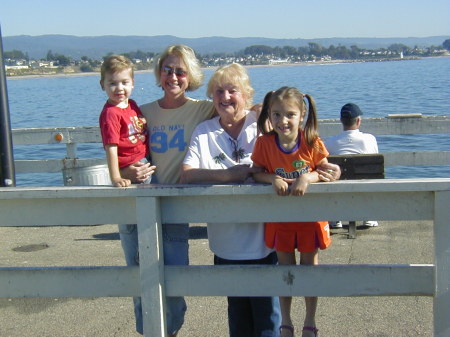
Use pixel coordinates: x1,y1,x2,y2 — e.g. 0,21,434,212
0,190,433,226
0,197,135,226
0,264,435,298
433,191,450,337
15,158,106,173
328,154,384,165
164,264,434,297
319,115,449,137
12,126,102,145
328,154,384,179
0,266,139,297
12,152,450,174
11,115,449,146
0,179,448,198
383,151,450,166
159,190,434,223
136,197,167,337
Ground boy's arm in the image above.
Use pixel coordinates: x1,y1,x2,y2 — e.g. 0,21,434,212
105,144,131,187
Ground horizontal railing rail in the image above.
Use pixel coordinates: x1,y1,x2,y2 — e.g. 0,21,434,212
0,179,449,336
12,115,450,173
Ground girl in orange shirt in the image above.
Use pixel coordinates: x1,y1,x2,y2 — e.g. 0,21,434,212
252,86,331,337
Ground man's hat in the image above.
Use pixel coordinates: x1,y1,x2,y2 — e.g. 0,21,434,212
340,103,363,119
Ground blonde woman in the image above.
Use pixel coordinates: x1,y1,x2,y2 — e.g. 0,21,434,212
120,45,214,337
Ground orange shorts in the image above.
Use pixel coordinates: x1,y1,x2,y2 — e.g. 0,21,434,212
265,221,331,253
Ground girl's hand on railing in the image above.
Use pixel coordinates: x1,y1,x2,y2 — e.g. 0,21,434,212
272,176,289,196
290,174,313,196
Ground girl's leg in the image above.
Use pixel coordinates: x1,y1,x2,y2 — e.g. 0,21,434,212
277,251,297,337
300,250,319,337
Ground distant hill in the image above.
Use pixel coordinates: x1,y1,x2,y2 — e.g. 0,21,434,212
3,34,449,59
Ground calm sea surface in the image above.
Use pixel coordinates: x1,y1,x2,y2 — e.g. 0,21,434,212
6,57,450,186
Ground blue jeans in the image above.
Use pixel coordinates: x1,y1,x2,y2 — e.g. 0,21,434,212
214,252,281,337
119,223,189,335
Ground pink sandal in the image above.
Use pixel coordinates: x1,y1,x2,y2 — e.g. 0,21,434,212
279,325,294,337
302,326,319,337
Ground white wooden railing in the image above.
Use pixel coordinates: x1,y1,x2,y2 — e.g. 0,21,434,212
11,114,450,174
2,114,449,336
0,180,449,336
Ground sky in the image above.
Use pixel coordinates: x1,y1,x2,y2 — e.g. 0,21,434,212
1,0,449,39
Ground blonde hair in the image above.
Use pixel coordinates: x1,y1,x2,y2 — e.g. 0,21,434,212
206,63,254,108
154,45,204,91
100,55,134,84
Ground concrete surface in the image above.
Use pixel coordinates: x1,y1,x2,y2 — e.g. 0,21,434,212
0,221,434,336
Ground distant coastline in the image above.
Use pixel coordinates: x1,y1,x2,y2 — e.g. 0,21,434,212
6,55,448,80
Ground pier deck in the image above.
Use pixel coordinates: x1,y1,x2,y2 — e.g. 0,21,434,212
0,220,432,337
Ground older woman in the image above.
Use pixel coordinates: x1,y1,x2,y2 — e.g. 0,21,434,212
181,63,281,337
120,44,214,337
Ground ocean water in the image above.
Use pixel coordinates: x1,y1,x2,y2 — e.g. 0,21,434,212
6,57,450,186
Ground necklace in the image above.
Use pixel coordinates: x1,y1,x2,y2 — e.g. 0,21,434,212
229,138,245,163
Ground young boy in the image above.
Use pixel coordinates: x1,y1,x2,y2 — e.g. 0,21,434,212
99,55,151,187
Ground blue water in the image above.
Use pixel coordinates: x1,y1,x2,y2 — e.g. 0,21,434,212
6,57,450,186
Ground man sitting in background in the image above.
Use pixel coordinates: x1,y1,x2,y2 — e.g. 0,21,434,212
325,103,379,228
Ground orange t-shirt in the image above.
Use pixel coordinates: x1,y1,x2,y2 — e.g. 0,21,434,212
251,131,328,177
251,131,331,253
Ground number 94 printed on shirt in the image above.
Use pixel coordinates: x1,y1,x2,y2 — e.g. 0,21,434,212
150,128,187,153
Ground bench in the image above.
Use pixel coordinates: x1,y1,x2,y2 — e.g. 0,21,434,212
327,154,385,238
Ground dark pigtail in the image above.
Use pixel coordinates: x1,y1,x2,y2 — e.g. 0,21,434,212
257,90,274,135
302,93,319,147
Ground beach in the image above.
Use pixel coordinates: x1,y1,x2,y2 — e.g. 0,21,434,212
6,55,437,80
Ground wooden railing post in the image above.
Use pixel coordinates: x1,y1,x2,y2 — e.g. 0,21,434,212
433,190,450,337
136,196,166,337
66,142,77,159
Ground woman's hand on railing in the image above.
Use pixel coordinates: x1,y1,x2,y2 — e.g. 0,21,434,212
120,162,156,183
317,162,341,182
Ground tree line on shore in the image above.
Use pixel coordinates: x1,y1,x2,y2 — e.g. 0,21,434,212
5,39,450,76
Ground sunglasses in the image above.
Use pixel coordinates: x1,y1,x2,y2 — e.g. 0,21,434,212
162,65,187,78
